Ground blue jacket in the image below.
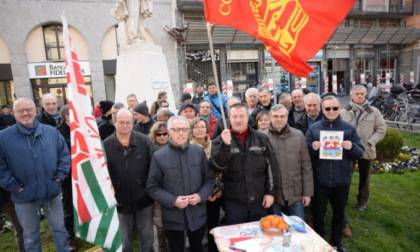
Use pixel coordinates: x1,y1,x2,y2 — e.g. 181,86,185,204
204,94,227,119
0,120,70,204
305,116,364,188
147,141,214,232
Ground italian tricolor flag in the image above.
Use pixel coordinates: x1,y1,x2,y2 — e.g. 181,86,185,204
62,15,122,252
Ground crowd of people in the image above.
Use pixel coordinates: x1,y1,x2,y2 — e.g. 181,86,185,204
0,83,386,252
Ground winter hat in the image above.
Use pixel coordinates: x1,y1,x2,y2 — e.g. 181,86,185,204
178,102,196,115
100,100,114,115
180,93,192,102
133,101,149,117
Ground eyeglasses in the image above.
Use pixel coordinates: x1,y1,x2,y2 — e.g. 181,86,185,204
156,132,168,137
323,107,339,111
193,125,206,129
161,105,169,108
170,127,189,133
16,108,36,114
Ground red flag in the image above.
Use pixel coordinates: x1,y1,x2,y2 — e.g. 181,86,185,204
204,0,356,77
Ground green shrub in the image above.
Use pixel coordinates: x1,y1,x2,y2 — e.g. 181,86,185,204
376,129,403,161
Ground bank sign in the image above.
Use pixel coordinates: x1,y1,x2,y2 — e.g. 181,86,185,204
28,62,91,79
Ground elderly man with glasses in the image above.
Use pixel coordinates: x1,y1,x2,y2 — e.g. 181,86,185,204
147,115,214,252
305,96,364,252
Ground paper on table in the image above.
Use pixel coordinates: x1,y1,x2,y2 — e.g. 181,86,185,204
234,239,261,252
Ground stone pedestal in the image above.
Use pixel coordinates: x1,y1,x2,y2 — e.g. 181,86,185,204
114,43,176,111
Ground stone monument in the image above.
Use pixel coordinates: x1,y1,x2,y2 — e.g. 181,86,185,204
111,0,176,110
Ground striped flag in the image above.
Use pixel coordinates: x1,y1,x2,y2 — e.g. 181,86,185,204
61,15,122,252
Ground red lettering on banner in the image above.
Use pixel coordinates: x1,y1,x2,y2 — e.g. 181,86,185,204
85,117,99,136
71,131,90,164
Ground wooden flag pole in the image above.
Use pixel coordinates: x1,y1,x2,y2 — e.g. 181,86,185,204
206,23,227,130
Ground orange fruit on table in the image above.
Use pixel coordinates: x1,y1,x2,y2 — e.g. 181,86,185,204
265,215,275,221
262,220,271,229
277,216,284,223
278,222,288,230
270,218,279,228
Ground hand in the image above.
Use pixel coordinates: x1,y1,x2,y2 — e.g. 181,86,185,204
54,178,62,183
207,194,217,202
302,196,311,206
174,196,189,209
262,195,274,208
312,141,321,151
342,141,352,150
18,188,24,193
188,194,202,206
221,129,232,145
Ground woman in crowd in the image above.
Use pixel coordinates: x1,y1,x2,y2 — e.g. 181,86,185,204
148,121,169,252
189,118,222,252
256,111,270,132
149,121,169,151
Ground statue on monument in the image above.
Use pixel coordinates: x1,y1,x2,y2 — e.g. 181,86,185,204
112,0,153,44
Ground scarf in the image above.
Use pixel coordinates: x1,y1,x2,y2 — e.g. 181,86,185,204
349,99,368,123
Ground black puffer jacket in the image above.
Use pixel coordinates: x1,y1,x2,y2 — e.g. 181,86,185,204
103,131,154,214
210,127,278,204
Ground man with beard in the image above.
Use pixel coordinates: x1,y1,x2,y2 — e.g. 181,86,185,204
0,98,70,252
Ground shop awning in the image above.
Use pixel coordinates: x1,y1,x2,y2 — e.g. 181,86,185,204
180,22,420,45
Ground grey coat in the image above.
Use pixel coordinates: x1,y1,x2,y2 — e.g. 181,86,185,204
146,141,214,232
341,105,386,160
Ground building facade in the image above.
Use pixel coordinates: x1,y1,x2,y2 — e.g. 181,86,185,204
174,0,420,98
1,0,419,108
0,0,179,107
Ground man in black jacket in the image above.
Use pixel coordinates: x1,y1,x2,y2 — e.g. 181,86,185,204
211,103,278,224
306,96,364,252
249,87,273,128
35,93,61,127
104,108,154,252
0,104,16,130
294,93,323,134
56,105,77,251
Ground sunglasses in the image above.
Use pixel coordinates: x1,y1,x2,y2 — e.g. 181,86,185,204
156,132,168,137
324,107,339,111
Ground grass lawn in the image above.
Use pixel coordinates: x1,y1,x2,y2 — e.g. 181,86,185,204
1,131,418,251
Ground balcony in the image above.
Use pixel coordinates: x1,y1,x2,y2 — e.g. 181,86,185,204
177,0,204,11
350,0,414,17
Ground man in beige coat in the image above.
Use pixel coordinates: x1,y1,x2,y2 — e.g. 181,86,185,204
340,85,386,235
264,104,313,220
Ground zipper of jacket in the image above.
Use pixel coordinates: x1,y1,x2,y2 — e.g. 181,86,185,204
329,122,333,187
123,147,131,211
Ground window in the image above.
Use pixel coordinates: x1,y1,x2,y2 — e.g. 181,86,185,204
43,25,64,60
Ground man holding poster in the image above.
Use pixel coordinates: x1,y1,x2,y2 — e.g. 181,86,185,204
305,96,364,252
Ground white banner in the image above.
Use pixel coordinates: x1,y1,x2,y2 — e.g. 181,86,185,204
28,61,91,79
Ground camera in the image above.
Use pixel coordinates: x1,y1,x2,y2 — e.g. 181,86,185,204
210,176,224,197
